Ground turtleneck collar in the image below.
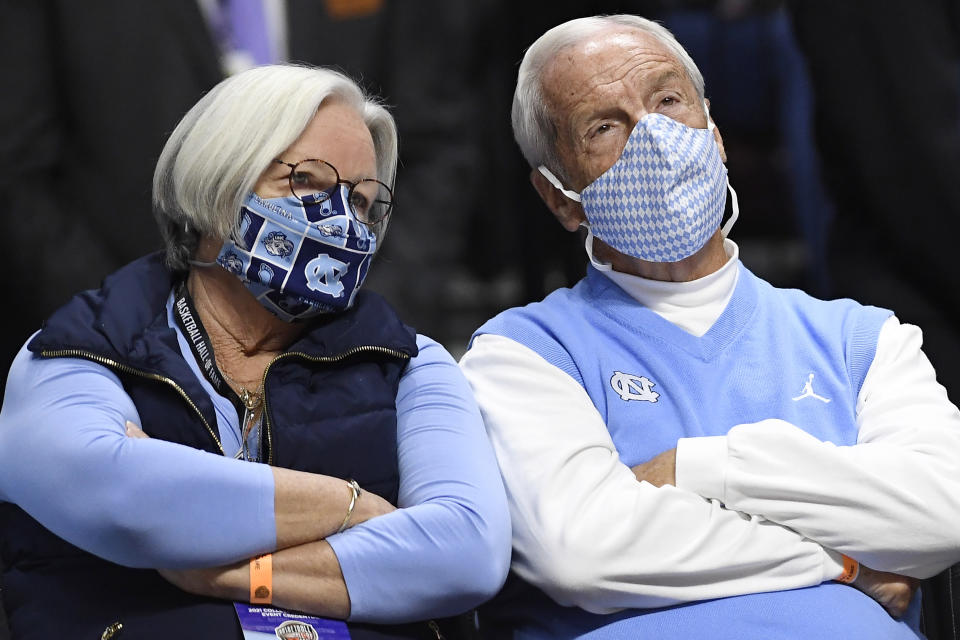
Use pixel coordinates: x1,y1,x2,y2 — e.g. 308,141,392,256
599,239,740,337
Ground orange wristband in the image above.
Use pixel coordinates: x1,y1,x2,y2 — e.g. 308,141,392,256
250,553,273,604
836,554,859,584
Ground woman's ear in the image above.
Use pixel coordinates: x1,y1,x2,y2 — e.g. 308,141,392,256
530,168,586,232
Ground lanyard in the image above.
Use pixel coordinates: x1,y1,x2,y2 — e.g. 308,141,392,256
172,281,247,417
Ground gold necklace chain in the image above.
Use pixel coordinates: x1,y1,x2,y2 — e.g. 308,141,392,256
219,366,265,462
220,369,263,462
219,367,264,410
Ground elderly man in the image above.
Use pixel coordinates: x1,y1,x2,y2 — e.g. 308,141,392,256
458,14,960,640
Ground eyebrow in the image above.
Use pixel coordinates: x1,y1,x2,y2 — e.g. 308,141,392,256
649,69,685,90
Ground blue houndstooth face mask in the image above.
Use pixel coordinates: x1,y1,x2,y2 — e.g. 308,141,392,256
539,110,737,264
213,186,377,321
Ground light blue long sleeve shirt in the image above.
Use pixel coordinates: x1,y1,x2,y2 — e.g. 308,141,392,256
0,299,510,622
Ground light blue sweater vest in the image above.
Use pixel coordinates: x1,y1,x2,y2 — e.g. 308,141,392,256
475,264,922,639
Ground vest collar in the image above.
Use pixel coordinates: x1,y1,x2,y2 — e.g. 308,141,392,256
585,261,760,362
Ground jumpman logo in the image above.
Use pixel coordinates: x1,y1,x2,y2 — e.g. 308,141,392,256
792,373,831,403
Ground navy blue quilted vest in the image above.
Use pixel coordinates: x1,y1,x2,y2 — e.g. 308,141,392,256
0,253,451,639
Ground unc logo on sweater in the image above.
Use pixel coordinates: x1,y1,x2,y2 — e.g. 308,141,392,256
610,372,660,402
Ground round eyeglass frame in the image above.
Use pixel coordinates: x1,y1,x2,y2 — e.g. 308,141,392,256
273,158,394,225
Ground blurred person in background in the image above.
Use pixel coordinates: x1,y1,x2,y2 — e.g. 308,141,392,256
0,0,490,387
0,64,509,639
785,0,960,406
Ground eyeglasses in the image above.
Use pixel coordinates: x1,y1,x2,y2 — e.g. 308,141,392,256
274,158,394,225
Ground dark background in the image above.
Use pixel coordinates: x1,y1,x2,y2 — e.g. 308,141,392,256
1,1,959,636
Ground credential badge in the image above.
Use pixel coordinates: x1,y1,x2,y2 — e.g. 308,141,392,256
610,371,660,402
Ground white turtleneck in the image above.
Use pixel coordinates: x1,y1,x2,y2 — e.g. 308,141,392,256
601,238,740,337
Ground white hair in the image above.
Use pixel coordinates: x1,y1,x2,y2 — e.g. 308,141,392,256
512,15,706,181
153,64,398,270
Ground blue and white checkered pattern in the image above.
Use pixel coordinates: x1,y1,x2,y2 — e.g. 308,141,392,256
217,186,377,321
581,113,728,263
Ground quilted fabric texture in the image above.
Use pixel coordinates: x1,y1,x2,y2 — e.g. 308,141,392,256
581,113,728,263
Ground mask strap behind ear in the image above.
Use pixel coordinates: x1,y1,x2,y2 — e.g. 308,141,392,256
188,259,220,268
581,223,613,272
721,179,739,238
538,166,582,202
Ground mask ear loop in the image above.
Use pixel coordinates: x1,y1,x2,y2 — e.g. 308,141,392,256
539,166,610,270
705,99,716,132
704,100,739,239
721,179,739,238
581,222,613,272
188,259,220,268
185,219,220,268
538,166,582,202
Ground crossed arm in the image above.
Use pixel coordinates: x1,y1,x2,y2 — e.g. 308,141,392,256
0,336,511,622
117,421,390,620
635,319,960,574
458,318,960,616
631,448,920,617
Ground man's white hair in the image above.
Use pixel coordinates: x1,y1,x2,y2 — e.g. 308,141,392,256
153,64,397,270
512,15,705,180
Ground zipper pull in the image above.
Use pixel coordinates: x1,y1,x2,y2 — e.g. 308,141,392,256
240,387,262,410
427,620,445,640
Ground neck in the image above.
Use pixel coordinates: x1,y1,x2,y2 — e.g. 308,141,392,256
594,231,728,282
186,266,306,380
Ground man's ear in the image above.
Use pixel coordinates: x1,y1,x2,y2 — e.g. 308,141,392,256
705,98,727,163
712,122,727,163
530,168,586,232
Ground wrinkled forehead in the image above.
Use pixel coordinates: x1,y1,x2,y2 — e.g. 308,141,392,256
540,27,693,116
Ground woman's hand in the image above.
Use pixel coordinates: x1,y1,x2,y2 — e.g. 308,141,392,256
348,484,396,526
157,541,352,619
158,562,248,602
125,421,149,439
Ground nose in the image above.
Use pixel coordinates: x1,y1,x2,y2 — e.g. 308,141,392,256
627,107,650,132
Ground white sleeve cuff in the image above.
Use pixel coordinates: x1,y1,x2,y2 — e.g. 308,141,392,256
821,548,846,582
675,436,728,501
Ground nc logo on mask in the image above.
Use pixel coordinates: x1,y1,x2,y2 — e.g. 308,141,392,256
305,254,348,298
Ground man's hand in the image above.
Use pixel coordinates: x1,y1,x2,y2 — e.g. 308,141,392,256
631,448,677,487
851,564,919,618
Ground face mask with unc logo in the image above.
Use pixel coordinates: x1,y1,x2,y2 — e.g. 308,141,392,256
539,108,739,266
213,185,378,321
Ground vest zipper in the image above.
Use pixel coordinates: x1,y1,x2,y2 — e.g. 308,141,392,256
427,619,445,639
259,345,411,466
41,344,410,464
39,349,224,455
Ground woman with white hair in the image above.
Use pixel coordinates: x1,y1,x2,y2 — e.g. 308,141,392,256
0,64,510,639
